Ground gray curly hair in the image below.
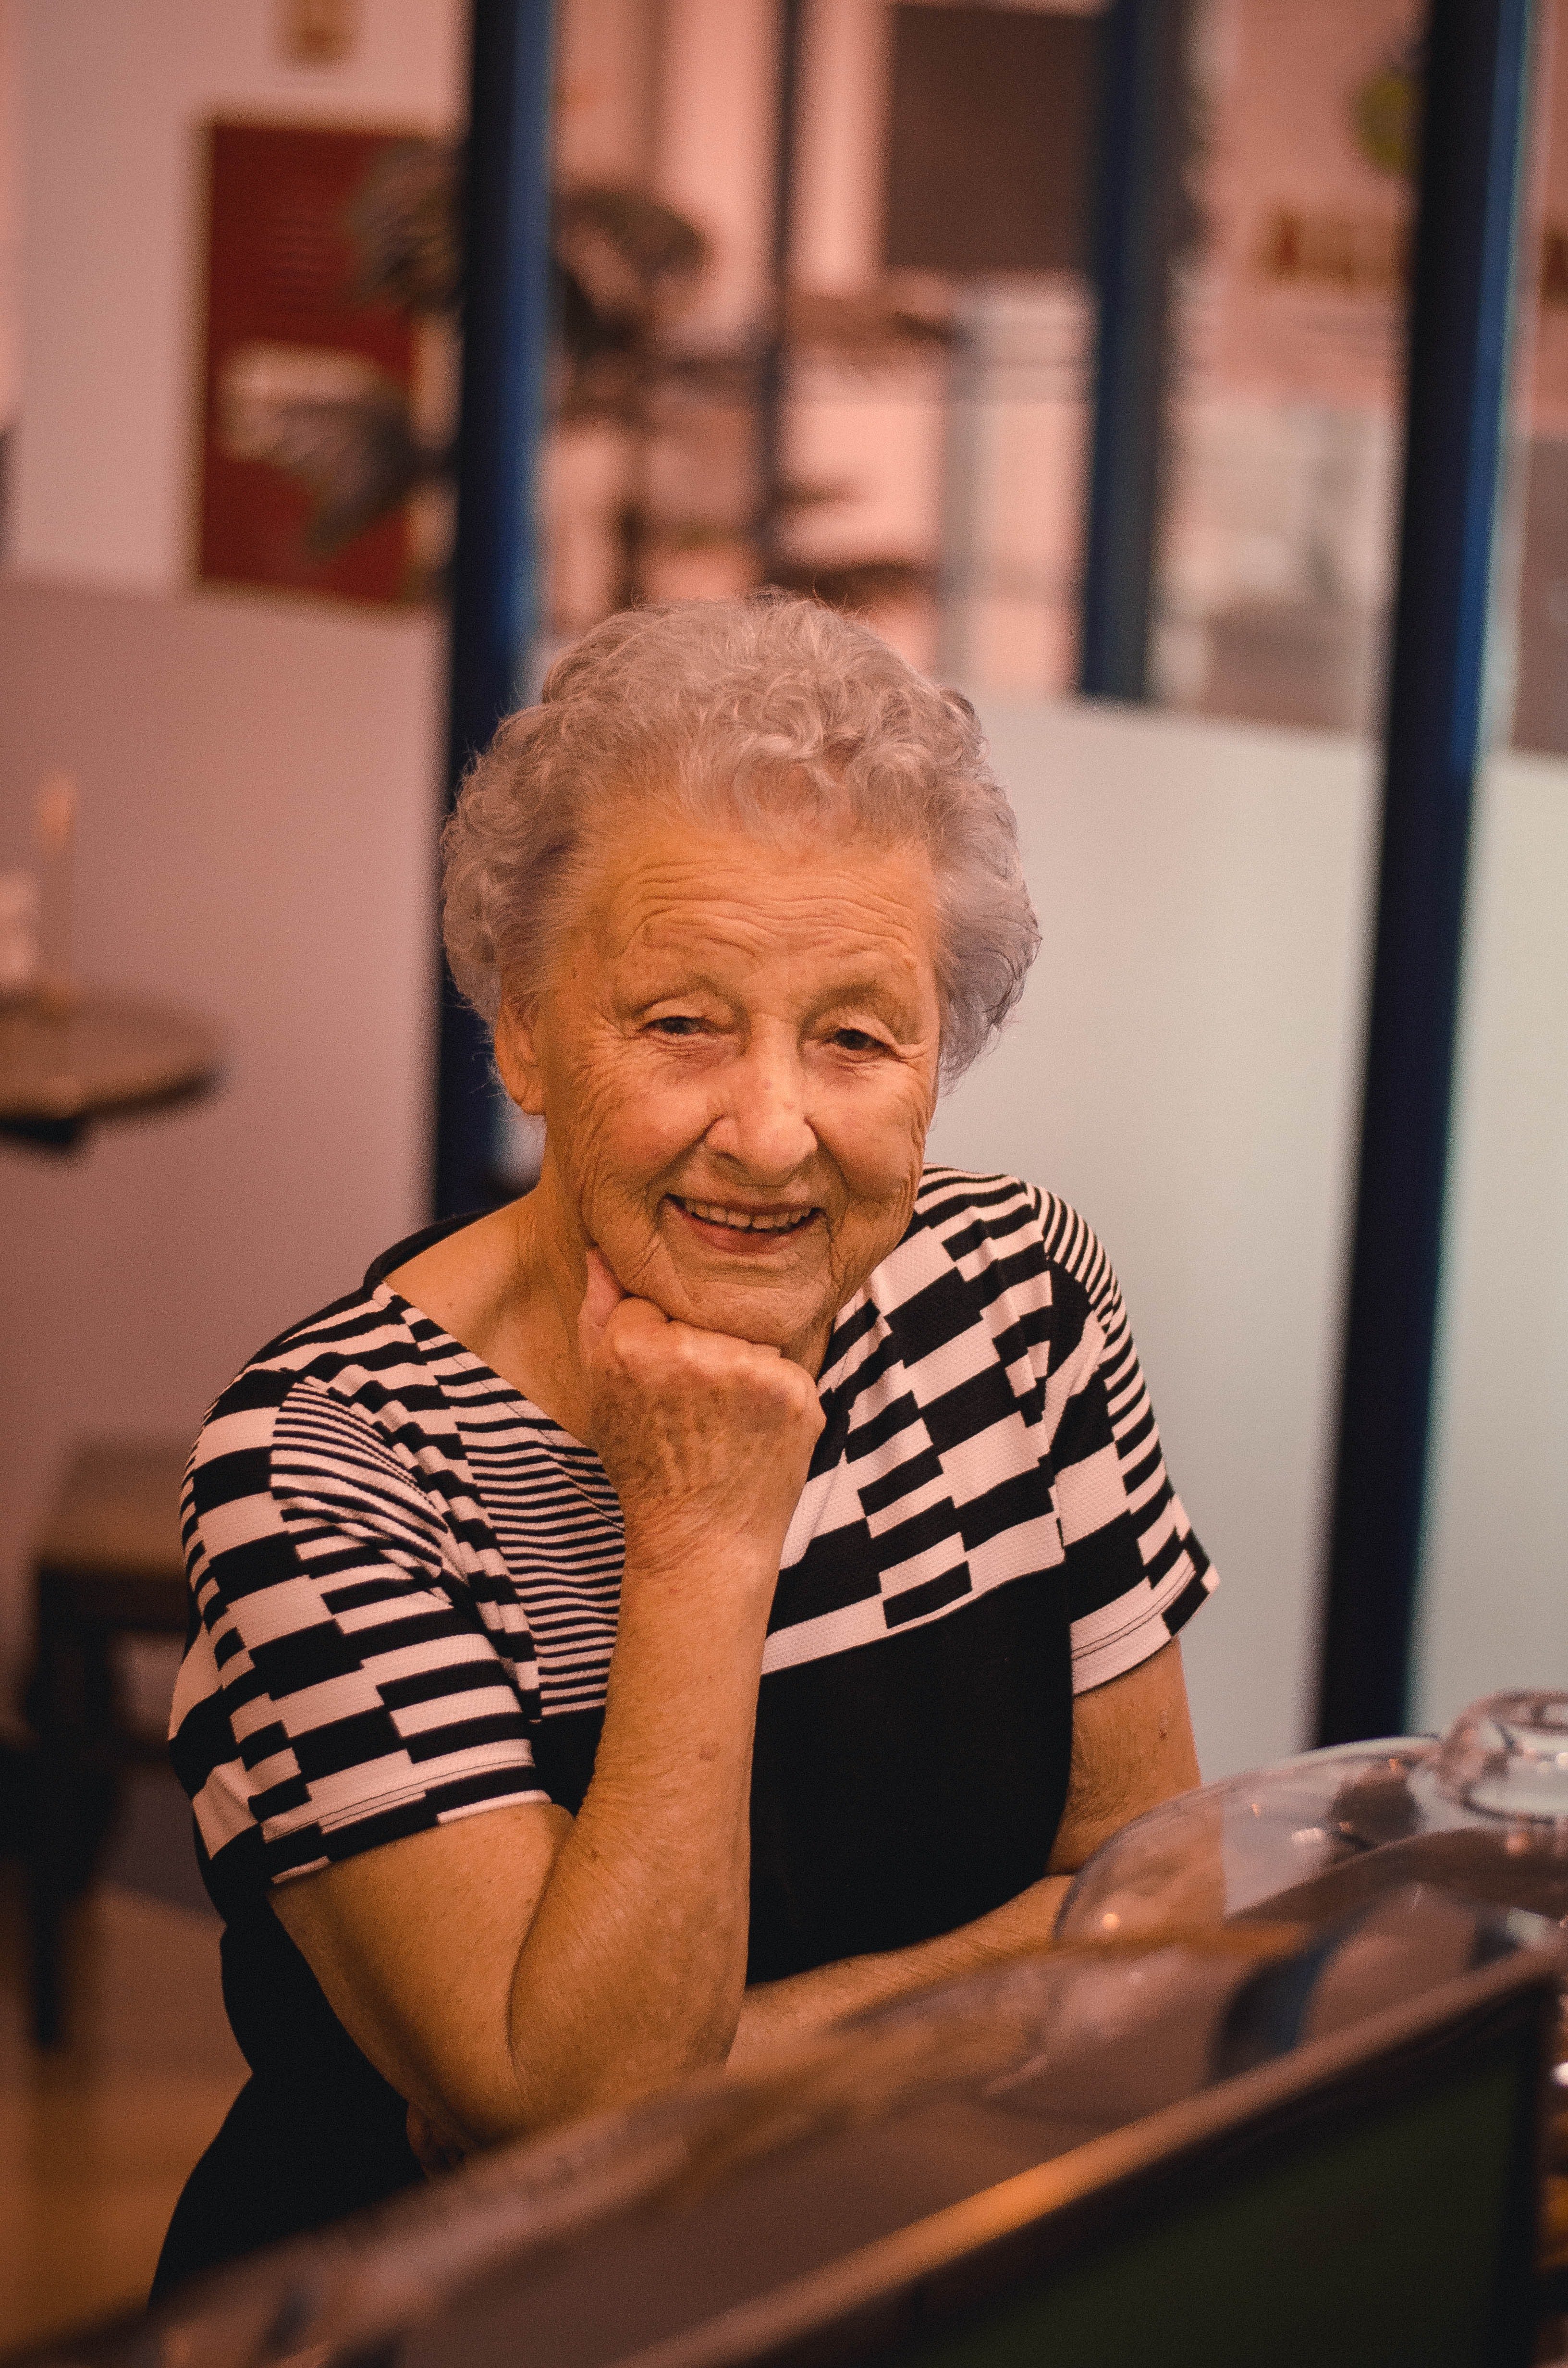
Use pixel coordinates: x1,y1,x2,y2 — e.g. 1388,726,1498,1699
441,594,1039,1085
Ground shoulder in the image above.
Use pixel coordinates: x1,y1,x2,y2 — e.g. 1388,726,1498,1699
885,1166,1120,1310
189,1284,453,1511
214,1280,451,1407
829,1168,1121,1395
183,1284,489,1642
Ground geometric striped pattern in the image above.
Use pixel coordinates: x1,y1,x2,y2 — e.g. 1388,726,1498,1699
760,1171,1213,1685
170,1169,1214,1901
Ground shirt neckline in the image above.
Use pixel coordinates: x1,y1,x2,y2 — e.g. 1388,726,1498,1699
369,1280,618,1513
368,1268,882,1470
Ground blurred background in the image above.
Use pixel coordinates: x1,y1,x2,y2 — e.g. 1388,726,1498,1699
0,0,1565,2340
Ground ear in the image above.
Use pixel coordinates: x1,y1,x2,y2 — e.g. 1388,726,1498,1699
493,993,546,1117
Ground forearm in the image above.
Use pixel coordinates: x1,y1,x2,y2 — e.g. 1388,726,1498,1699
728,1872,1073,2069
498,1556,769,2134
284,1564,776,2159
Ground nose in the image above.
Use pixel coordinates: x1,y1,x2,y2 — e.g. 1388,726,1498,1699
704,1032,817,1183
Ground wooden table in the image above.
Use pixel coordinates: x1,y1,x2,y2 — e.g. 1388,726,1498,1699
0,990,223,1148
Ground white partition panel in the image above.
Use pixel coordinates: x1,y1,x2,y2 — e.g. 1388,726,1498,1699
1413,749,1568,1730
928,699,1378,1778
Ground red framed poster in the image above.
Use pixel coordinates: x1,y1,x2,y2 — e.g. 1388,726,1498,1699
197,119,453,604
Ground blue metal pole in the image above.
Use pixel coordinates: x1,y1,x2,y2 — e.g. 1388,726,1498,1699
1078,0,1191,700
435,0,556,1219
757,0,806,577
1317,0,1537,1744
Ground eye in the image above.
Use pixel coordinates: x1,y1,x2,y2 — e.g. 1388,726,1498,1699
832,1027,885,1055
648,1013,709,1037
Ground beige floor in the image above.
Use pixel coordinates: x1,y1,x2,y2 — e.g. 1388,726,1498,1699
0,1875,245,2354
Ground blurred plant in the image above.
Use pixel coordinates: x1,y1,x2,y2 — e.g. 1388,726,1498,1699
555,232,956,610
217,343,448,559
765,556,935,609
782,285,954,363
222,140,462,567
240,138,953,617
554,183,711,405
346,138,463,314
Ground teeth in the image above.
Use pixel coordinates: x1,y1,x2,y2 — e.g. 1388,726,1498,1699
678,1198,812,1233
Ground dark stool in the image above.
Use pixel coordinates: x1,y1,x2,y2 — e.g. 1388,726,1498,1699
25,1438,191,2046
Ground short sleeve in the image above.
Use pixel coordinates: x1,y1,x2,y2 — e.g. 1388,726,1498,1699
170,1370,548,1905
1030,1197,1217,1693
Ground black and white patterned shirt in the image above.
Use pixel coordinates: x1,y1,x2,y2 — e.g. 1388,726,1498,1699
159,1170,1216,2276
172,1169,1215,1936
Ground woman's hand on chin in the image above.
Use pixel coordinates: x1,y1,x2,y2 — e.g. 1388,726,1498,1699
577,1246,824,1600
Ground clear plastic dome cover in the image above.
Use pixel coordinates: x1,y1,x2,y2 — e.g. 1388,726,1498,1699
1059,1691,1568,1944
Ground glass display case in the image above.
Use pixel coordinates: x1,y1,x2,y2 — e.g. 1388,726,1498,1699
1059,1690,1568,1940
18,1888,1552,2368
1059,1689,1568,2298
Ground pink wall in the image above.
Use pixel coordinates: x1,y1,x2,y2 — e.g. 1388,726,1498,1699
0,0,463,1719
0,583,440,1716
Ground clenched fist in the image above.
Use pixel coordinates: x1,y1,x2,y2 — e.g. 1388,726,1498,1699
577,1248,825,1604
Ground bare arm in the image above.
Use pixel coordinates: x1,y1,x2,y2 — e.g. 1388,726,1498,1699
274,1253,822,2151
727,1636,1200,2065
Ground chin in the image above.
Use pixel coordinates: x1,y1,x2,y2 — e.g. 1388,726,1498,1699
682,1280,811,1337
669,1266,821,1344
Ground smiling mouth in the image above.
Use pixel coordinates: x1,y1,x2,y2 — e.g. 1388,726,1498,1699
669,1195,818,1237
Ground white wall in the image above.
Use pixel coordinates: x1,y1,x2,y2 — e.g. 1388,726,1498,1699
653,0,780,344
8,0,465,591
928,698,1378,1779
0,0,463,1721
1413,747,1568,1730
0,584,442,1723
0,0,19,437
792,0,889,289
554,0,662,184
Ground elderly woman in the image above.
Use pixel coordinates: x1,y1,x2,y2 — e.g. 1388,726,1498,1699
156,595,1213,2291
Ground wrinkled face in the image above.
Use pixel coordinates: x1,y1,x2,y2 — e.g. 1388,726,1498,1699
497,815,943,1369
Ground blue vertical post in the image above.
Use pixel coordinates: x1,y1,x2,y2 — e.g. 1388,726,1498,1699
757,0,806,578
435,0,556,1219
1078,0,1191,700
1317,0,1536,1744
